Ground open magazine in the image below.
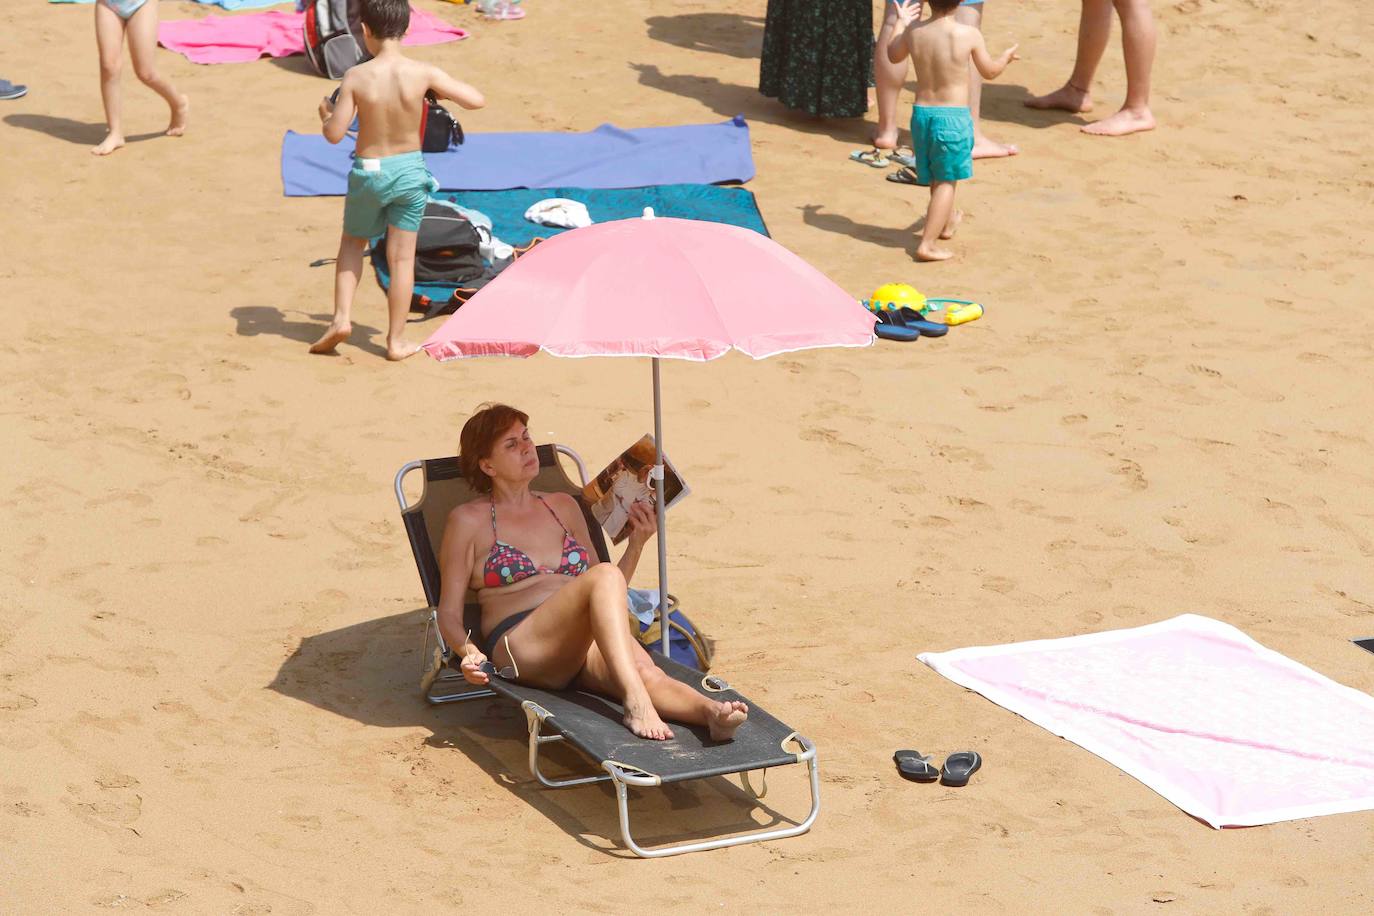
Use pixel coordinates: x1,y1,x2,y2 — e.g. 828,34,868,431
582,434,690,545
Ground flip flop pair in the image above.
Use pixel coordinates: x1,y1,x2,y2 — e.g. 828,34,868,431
850,147,917,169
873,308,950,342
893,750,983,786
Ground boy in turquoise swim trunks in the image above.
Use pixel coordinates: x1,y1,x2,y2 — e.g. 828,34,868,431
888,0,1018,261
311,0,485,361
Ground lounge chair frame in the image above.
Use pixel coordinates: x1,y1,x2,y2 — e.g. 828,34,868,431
395,445,820,858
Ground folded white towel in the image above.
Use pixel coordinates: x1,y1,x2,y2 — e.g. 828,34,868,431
524,198,593,229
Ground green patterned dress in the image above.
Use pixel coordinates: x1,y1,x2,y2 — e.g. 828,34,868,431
758,0,874,119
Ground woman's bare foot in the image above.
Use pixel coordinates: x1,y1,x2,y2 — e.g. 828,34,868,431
91,133,124,156
972,136,1019,159
1024,83,1093,113
624,694,673,741
1082,107,1156,137
939,209,962,241
309,322,351,354
385,340,421,362
915,243,954,262
166,94,190,137
706,700,749,741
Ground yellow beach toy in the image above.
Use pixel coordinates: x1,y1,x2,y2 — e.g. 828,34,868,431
864,283,927,315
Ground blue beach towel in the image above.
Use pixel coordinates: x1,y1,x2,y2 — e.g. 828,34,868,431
372,184,771,304
281,117,756,195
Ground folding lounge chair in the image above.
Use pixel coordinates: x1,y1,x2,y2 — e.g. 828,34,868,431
395,444,820,857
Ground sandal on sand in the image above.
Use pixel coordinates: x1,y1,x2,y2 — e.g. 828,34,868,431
886,166,924,186
849,148,891,168
891,146,916,168
940,751,983,787
874,310,920,342
893,750,940,782
898,306,949,338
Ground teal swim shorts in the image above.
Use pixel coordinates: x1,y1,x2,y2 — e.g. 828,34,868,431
910,106,975,185
342,151,439,239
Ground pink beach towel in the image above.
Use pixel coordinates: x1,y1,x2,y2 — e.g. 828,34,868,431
919,614,1374,828
157,7,467,65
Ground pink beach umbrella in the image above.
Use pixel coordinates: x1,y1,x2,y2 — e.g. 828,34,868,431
421,210,875,650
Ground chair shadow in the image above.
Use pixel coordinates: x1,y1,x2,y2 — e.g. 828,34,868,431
267,609,807,857
230,305,389,359
644,12,765,60
3,113,165,146
979,83,1092,130
629,63,874,143
800,203,919,252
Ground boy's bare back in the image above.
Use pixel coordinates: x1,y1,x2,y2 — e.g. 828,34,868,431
890,3,1017,108
324,50,484,158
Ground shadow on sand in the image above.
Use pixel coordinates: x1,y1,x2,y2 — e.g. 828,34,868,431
644,11,765,60
3,113,165,146
800,203,919,252
267,608,807,856
230,305,390,360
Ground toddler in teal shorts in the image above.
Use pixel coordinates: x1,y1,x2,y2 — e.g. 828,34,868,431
342,151,440,240
886,0,1018,261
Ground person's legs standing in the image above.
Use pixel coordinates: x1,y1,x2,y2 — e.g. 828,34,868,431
916,181,957,261
1024,0,1112,114
382,227,420,361
93,0,127,155
310,233,366,354
870,0,907,154
954,1,1017,159
125,0,189,136
1082,0,1156,135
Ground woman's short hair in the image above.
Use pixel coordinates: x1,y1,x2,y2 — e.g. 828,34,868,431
459,403,529,494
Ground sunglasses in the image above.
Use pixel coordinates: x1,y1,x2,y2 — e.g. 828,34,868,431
465,629,519,680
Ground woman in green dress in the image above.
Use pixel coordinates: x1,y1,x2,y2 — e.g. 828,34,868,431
758,0,873,119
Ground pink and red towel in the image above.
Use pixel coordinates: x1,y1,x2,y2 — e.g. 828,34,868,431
158,7,467,65
920,614,1374,828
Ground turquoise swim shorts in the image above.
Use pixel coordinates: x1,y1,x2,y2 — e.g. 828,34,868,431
342,151,439,239
910,106,974,185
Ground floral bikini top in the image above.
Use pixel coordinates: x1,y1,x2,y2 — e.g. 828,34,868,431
483,496,590,588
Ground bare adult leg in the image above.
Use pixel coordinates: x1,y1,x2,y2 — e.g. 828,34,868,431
869,1,907,155
126,0,189,136
915,181,958,262
579,642,749,741
310,233,365,354
92,1,126,155
1024,0,1111,114
1082,0,1156,136
955,3,1017,159
381,227,420,361
500,564,673,739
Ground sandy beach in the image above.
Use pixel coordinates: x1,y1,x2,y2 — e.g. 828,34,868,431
3,0,1374,909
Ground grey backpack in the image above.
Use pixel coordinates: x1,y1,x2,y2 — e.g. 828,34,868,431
303,0,371,79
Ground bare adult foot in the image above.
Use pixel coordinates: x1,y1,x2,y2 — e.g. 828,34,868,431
385,340,421,362
91,133,124,156
624,695,673,741
939,209,962,241
972,137,1019,159
309,322,351,354
706,700,749,741
1082,107,1156,137
915,243,954,262
1024,83,1093,114
166,94,190,137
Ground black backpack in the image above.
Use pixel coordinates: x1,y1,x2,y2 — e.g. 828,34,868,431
303,0,370,79
413,202,486,285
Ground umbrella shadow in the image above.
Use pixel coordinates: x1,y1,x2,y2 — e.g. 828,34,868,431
644,12,765,59
800,203,919,252
629,62,875,142
230,305,390,359
267,609,807,857
3,113,165,146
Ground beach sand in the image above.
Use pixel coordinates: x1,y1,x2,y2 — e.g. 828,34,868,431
3,0,1373,910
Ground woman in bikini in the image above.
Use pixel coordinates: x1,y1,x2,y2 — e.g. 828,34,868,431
437,404,749,742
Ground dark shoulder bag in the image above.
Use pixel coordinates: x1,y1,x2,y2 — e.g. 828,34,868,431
421,92,464,153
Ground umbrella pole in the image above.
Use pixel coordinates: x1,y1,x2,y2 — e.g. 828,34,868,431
651,358,669,656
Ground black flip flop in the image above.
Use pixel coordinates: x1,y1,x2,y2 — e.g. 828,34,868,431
898,307,950,338
893,749,940,782
885,166,925,186
939,751,983,787
874,309,920,342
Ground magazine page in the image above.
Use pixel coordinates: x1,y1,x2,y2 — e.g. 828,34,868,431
581,434,691,544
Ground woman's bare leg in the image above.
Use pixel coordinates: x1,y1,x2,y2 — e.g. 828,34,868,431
93,1,126,155
578,642,749,741
500,564,672,739
955,3,1016,159
1082,0,1156,136
870,1,906,153
1024,0,1111,113
126,0,189,136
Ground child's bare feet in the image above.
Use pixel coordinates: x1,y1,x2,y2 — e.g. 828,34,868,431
385,340,421,362
972,136,1018,159
706,700,749,741
939,209,963,240
309,322,351,354
915,243,955,262
166,94,190,137
91,133,124,156
624,693,673,740
1024,83,1093,113
1082,107,1156,137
